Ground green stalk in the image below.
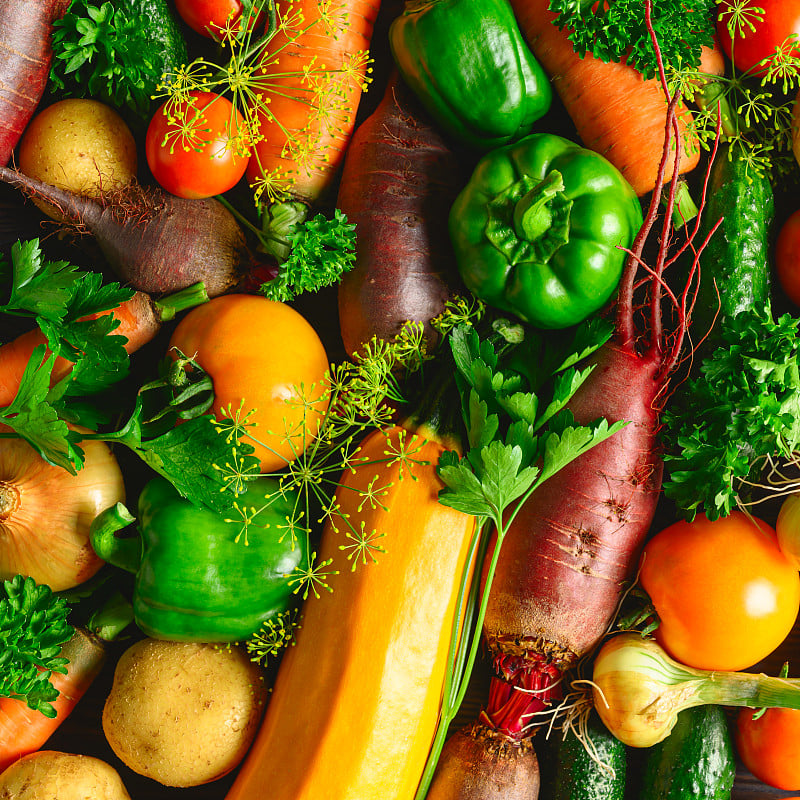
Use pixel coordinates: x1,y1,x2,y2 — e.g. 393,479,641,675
593,633,800,748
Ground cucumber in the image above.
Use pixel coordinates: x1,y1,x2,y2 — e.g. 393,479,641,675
692,144,774,353
544,712,626,800
125,0,188,80
639,705,735,800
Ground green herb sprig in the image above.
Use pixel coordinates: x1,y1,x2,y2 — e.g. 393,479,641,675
547,0,716,79
50,0,188,117
259,209,357,302
0,575,74,718
414,320,627,800
663,305,800,520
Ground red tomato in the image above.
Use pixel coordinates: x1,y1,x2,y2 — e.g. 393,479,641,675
174,0,264,39
716,0,800,74
736,706,800,790
174,0,243,38
777,210,800,307
145,91,250,199
639,511,800,671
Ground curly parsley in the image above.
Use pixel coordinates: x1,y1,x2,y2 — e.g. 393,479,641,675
663,306,800,520
547,0,717,78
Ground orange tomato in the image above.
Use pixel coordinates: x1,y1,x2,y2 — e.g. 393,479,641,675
169,294,329,472
639,511,800,671
736,706,800,791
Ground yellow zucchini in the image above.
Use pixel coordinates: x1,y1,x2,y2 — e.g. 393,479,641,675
226,422,476,800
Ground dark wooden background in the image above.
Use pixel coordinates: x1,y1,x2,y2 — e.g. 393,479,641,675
3,0,800,797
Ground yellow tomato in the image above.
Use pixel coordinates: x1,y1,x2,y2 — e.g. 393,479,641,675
169,294,329,472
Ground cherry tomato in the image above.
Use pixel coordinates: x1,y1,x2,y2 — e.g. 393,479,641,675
169,294,330,473
716,0,800,75
736,706,800,790
145,91,249,200
777,210,800,307
639,511,800,671
174,0,242,38
174,0,265,39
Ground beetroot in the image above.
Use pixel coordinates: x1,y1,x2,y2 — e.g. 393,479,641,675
0,167,247,297
0,0,69,165
336,73,466,355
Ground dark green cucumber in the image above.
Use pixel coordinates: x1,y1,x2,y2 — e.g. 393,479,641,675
122,0,188,80
545,712,626,800
639,705,735,800
692,144,774,353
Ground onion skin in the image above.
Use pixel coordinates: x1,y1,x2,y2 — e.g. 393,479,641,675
0,434,126,591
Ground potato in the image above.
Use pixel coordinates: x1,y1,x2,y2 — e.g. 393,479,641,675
0,751,131,800
18,99,137,220
103,639,268,787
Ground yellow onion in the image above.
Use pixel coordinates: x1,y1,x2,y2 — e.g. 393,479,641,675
592,633,800,748
0,435,125,590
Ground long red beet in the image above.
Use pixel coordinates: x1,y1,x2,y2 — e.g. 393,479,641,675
425,8,716,795
337,73,466,356
0,166,247,297
0,0,69,165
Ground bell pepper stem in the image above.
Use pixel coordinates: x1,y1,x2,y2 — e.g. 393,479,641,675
513,170,566,242
90,503,142,574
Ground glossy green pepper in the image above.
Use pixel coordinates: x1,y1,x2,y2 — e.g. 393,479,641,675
450,133,643,329
388,0,552,150
90,476,306,642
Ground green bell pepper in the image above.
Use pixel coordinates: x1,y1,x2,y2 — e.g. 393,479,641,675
449,133,643,329
388,0,552,150
90,476,306,642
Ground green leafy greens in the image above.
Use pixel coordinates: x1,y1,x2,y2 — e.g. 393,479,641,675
663,306,800,520
546,0,716,78
50,0,188,118
415,319,627,800
259,209,358,302
0,575,74,718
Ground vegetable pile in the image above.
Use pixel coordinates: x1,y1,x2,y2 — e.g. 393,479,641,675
3,0,800,799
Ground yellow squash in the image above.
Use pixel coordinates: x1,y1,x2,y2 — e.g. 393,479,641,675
226,422,476,800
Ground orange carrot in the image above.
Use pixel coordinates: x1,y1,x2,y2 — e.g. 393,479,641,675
0,629,106,773
0,284,208,409
509,0,700,196
245,0,382,205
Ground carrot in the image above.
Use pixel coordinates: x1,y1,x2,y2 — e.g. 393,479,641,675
245,0,382,205
0,0,69,166
0,284,208,409
336,73,466,355
0,168,247,297
424,6,719,796
0,629,106,773
509,0,700,196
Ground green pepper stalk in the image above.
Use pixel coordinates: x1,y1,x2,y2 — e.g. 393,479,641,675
592,633,800,748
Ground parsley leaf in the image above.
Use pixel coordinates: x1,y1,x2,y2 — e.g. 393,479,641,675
0,239,133,397
260,209,357,302
663,305,800,520
547,0,717,79
50,0,188,118
437,322,626,531
0,575,74,718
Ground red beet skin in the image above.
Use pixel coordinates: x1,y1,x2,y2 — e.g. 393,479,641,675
337,72,465,356
0,0,70,165
483,341,664,668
